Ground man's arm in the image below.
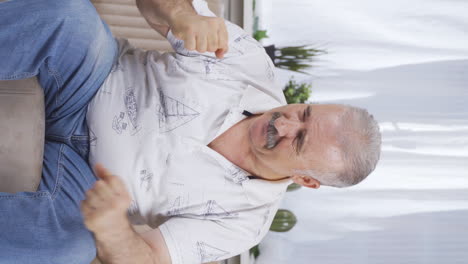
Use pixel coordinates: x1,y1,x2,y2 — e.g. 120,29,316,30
136,0,195,27
80,164,171,264
94,223,171,264
135,0,228,58
136,0,195,37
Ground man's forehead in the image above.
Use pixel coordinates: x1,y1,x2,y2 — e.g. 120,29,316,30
301,106,343,158
298,143,342,172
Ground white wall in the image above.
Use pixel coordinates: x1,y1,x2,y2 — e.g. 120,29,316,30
256,0,468,263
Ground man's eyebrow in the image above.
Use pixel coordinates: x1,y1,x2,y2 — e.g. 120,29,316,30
306,105,311,117
298,105,311,154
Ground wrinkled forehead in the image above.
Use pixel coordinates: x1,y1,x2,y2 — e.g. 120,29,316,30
301,107,346,167
300,141,343,167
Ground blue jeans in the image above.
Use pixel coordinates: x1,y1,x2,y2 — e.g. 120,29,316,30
0,0,118,263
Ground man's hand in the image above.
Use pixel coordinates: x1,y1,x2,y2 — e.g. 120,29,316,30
80,165,171,264
81,164,132,236
169,12,229,58
136,0,229,59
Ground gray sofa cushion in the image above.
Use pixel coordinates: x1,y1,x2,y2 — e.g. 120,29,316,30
0,77,44,193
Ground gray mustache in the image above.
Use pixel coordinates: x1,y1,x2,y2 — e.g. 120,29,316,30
265,112,281,149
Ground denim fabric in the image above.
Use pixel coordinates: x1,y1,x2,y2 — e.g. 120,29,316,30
0,0,117,263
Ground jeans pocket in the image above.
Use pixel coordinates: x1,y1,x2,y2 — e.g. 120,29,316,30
71,136,90,160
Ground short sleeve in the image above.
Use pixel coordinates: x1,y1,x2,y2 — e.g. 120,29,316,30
159,217,258,264
165,0,282,104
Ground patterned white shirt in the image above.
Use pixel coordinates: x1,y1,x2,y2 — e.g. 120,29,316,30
86,1,290,263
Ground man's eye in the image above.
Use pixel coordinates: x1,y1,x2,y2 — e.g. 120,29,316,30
295,131,304,154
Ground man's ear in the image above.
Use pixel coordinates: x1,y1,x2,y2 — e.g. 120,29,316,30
291,175,320,189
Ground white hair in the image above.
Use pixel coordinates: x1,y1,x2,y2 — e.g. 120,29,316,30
296,105,382,188
293,169,343,187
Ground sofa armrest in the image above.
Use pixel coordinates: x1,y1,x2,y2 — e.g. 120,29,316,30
0,77,44,193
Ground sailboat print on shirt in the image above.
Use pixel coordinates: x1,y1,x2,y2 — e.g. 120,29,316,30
111,86,141,136
156,91,200,133
197,241,230,263
167,197,238,220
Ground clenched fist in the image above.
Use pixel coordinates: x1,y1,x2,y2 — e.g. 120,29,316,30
80,164,132,235
170,12,229,58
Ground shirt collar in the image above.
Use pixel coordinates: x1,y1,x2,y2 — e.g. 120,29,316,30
200,142,292,206
241,177,292,206
238,84,286,115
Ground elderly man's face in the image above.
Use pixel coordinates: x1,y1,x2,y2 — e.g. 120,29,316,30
247,104,345,178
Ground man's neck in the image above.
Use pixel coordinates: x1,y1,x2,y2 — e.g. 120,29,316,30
208,115,289,181
208,116,258,177
208,115,288,181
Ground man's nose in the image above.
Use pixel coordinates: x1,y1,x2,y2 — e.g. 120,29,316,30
274,116,302,137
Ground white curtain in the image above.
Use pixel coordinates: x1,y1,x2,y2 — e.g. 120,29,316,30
256,0,468,263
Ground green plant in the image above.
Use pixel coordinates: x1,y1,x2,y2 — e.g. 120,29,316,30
270,209,298,232
283,77,312,104
274,45,326,74
252,0,269,42
250,245,260,258
287,183,302,192
253,30,269,41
